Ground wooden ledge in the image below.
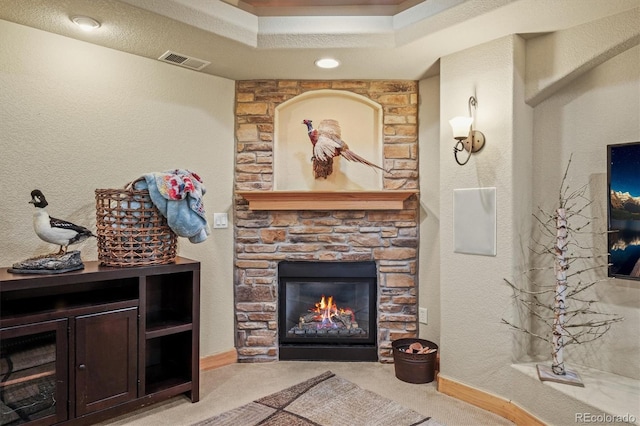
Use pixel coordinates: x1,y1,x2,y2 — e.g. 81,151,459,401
236,190,418,211
438,375,545,425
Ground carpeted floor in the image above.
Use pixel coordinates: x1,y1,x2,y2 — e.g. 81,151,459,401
192,370,442,426
99,361,515,426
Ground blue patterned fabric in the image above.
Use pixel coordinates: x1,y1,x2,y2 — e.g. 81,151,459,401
135,169,210,243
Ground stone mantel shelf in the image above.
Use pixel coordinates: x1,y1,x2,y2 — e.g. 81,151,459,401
236,190,418,211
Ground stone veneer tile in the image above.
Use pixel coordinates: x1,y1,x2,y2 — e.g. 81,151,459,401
234,80,419,363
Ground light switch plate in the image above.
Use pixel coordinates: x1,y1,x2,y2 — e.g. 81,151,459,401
213,213,228,229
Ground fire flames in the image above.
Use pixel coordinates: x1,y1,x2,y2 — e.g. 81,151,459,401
312,296,354,329
294,295,360,333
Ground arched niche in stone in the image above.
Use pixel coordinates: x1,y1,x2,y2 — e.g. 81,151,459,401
273,89,384,190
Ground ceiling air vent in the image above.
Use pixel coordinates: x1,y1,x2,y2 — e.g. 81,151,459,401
158,51,210,71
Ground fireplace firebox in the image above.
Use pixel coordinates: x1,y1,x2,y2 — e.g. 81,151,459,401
278,261,377,361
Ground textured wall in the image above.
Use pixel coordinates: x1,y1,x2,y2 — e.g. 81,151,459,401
438,30,640,424
439,33,522,398
0,20,237,358
418,76,441,343
532,44,640,380
525,8,640,106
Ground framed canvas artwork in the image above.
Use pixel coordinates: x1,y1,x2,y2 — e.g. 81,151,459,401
607,141,640,280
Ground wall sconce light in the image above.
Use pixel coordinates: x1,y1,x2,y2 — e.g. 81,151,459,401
448,96,486,166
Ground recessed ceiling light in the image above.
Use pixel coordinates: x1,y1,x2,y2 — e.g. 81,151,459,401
71,15,101,31
315,58,340,69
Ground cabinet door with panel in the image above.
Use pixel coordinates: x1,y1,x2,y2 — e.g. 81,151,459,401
74,307,138,417
0,319,68,426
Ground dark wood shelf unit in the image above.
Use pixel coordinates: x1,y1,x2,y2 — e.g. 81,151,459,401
0,257,200,426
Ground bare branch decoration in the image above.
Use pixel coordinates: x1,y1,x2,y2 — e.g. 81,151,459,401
502,155,623,386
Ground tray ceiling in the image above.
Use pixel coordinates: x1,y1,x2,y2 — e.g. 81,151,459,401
0,0,636,81
221,0,425,16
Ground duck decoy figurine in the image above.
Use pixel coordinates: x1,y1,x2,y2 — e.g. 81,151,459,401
29,189,95,255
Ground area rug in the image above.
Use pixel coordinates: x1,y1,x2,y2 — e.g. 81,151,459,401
192,370,442,426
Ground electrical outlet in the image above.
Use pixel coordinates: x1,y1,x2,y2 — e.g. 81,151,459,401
419,307,428,324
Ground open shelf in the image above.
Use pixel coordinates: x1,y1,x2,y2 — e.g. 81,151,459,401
146,274,193,322
0,278,138,322
145,332,193,394
146,320,192,339
236,190,418,211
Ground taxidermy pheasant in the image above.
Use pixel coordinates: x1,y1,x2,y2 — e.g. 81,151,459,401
29,189,95,254
303,119,388,179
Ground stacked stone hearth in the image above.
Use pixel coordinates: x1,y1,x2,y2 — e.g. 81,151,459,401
234,80,419,362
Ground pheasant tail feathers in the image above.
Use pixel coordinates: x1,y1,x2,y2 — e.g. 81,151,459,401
340,149,388,173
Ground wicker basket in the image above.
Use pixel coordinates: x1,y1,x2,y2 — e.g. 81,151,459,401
95,182,177,267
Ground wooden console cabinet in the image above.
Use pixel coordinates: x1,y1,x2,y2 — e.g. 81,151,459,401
0,257,200,425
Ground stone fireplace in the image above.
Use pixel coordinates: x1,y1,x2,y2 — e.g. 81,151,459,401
234,80,419,362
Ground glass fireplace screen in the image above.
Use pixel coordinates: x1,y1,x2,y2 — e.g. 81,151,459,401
278,261,376,346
